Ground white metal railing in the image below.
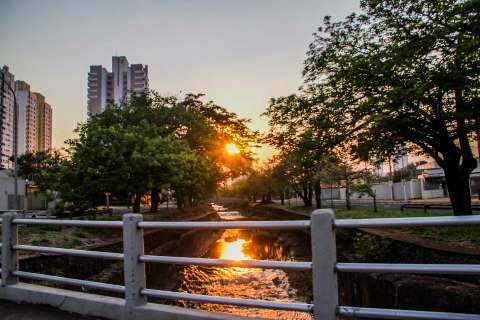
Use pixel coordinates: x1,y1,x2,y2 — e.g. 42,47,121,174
0,210,480,320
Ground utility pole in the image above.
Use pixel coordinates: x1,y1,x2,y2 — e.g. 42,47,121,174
1,70,19,210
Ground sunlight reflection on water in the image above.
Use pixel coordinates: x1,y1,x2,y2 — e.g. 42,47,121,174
220,238,250,260
178,228,312,319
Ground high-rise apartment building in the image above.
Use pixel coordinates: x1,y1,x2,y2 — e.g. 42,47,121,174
34,93,52,152
87,66,109,114
0,66,15,169
0,66,53,169
130,63,149,97
15,80,37,154
87,56,149,115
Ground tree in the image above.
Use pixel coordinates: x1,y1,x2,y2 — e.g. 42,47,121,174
20,93,259,213
16,151,66,205
351,171,379,212
271,0,479,215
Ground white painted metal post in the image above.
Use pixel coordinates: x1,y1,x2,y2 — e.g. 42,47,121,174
123,214,146,318
311,209,338,320
1,213,18,286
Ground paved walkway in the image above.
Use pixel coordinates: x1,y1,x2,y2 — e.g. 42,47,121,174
0,300,102,320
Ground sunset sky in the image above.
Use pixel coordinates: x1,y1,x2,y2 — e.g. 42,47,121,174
1,0,358,160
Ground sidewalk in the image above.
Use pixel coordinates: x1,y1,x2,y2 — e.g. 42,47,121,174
0,300,101,320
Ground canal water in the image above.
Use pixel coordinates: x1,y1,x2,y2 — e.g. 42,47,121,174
175,208,313,319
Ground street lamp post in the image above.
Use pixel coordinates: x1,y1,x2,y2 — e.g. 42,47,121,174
0,70,19,210
105,192,111,211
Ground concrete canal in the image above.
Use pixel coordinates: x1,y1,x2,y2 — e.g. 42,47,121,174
172,209,312,319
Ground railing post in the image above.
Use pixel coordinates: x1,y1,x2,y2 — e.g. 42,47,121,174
122,213,147,317
311,209,338,320
1,213,19,286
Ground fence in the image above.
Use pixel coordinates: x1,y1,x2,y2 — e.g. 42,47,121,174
0,210,480,320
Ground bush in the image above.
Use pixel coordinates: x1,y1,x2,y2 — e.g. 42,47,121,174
353,232,393,261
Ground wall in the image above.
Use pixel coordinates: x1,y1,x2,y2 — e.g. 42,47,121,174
392,180,422,200
27,192,47,210
321,188,341,200
372,183,394,200
0,170,26,210
346,180,422,201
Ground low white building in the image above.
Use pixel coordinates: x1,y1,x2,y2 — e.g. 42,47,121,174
419,160,480,199
0,170,26,210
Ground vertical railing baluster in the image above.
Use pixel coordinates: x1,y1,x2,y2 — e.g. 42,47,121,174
311,209,338,320
1,213,18,286
122,214,147,318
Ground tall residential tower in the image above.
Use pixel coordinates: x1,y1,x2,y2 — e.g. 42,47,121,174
34,93,52,152
87,56,148,115
0,66,15,169
15,80,37,154
0,66,53,169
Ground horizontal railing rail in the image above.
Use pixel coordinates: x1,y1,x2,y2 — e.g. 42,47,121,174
13,270,126,293
337,306,480,320
336,262,480,275
140,255,312,270
335,215,480,228
142,288,314,312
12,218,123,228
138,220,311,229
0,210,479,320
14,244,125,260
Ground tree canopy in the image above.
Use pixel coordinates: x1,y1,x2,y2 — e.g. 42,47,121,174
264,0,480,214
18,93,260,213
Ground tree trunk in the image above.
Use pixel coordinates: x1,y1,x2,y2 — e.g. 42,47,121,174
186,190,193,208
266,192,272,203
314,180,322,209
302,184,308,204
308,183,313,207
150,188,159,213
280,191,285,206
302,184,312,207
177,197,184,210
444,164,473,215
345,178,352,210
301,183,313,207
389,157,395,200
133,193,142,213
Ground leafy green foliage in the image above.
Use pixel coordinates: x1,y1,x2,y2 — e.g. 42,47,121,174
350,182,375,198
265,0,480,214
392,163,424,182
353,233,394,261
18,93,259,212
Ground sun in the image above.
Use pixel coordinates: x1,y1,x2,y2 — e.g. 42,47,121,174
225,143,240,155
